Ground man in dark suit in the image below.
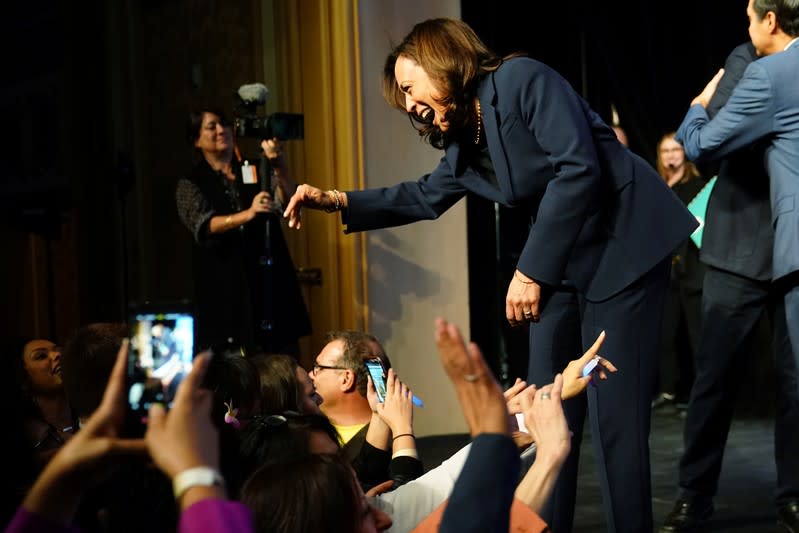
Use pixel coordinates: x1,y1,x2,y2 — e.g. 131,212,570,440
662,1,799,531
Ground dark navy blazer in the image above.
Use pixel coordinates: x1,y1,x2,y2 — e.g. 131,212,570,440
700,42,773,281
346,57,697,301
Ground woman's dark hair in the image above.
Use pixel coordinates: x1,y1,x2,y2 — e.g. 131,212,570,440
185,108,230,146
238,412,339,477
5,337,51,423
382,18,503,149
203,344,262,428
201,345,261,498
249,353,305,414
241,453,361,533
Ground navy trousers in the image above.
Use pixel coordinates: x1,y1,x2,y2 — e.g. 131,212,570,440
679,267,799,507
528,257,670,533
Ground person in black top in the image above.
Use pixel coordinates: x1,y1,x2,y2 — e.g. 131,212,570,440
176,108,310,357
653,132,707,410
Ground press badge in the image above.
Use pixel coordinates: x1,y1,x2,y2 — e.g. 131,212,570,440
241,160,257,184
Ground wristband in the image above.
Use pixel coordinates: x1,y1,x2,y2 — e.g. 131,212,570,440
392,433,415,442
172,466,225,500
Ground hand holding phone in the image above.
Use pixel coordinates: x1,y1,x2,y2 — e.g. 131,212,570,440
127,305,195,435
583,356,599,378
365,359,424,407
365,359,388,403
582,356,600,378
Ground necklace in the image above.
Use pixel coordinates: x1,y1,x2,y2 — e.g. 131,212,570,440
474,100,482,145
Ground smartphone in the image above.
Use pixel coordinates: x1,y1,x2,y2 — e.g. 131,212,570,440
582,356,601,378
365,358,388,403
126,305,195,433
364,358,425,407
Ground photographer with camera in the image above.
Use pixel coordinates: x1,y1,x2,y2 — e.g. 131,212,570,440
175,104,310,358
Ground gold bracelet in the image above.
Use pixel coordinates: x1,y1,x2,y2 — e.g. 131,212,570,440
514,271,535,284
325,189,342,213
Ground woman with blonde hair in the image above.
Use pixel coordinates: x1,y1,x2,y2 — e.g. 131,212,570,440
653,132,708,412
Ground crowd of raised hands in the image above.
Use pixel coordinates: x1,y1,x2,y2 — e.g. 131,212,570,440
5,320,615,533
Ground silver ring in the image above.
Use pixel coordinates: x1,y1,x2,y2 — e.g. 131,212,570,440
541,392,551,400
523,311,533,318
464,374,480,382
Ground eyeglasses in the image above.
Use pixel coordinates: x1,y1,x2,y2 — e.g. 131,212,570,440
312,362,348,375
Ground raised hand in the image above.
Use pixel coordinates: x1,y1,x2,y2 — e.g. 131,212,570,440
560,331,616,400
435,317,508,436
374,369,414,436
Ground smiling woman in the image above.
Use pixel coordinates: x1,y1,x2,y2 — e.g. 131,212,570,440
280,17,699,532
175,108,311,356
6,337,76,487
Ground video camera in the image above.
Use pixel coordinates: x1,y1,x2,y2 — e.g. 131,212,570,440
233,83,304,141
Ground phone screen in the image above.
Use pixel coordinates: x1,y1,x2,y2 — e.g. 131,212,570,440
365,359,387,403
127,310,195,426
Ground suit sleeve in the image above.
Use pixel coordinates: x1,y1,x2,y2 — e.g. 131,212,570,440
343,156,467,233
510,62,602,285
438,434,519,533
677,61,776,163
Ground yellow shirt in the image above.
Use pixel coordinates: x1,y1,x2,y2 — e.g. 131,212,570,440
333,422,367,445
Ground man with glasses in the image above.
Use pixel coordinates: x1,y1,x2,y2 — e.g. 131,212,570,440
310,331,388,446
309,330,423,492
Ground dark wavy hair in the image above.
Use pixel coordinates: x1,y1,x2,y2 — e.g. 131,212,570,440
249,353,305,414
382,18,504,149
201,345,262,498
241,453,361,533
238,412,339,477
185,108,230,146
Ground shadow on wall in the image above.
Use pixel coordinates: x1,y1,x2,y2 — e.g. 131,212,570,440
365,231,454,343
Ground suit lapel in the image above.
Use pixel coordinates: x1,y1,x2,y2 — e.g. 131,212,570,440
441,73,515,205
478,73,515,202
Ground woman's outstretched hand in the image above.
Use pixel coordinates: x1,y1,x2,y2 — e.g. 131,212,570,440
283,184,343,229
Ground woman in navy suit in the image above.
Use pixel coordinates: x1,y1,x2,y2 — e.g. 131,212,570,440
284,18,696,533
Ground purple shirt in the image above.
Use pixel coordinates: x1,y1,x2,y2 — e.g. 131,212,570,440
6,499,253,533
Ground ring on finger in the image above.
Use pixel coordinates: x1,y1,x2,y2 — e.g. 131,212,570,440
541,392,551,400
